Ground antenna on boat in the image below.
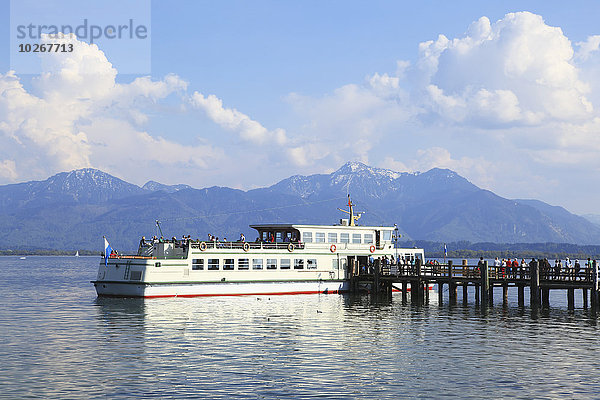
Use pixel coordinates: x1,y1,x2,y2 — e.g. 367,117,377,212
155,220,164,237
338,194,364,226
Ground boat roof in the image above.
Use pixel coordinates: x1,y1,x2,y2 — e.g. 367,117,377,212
249,224,396,230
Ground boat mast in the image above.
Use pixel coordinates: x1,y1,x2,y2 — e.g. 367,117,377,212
338,194,363,226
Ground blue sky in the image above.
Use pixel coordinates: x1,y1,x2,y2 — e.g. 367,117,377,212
1,1,600,215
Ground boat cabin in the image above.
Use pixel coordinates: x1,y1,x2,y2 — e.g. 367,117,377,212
250,223,395,250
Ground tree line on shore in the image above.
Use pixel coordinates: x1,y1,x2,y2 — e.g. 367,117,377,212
0,249,99,256
400,240,600,260
3,240,600,258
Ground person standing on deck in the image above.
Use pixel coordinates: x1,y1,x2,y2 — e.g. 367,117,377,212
477,257,484,275
494,257,501,278
558,259,564,280
137,236,146,256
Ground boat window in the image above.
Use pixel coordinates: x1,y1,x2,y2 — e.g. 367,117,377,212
192,259,204,270
238,258,249,270
267,259,277,269
307,259,317,269
364,234,374,244
276,232,282,242
332,259,339,269
130,270,143,280
280,259,291,269
383,230,392,241
340,233,350,243
262,231,268,241
328,233,337,243
315,232,325,243
223,259,234,270
352,234,361,244
294,259,304,269
208,259,219,270
252,259,263,270
302,232,313,243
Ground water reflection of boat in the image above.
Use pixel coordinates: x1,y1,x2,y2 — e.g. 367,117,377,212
92,196,425,298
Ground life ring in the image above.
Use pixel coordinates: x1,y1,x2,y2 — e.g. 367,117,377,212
243,242,250,252
369,245,375,253
287,243,294,252
199,242,207,251
330,244,336,253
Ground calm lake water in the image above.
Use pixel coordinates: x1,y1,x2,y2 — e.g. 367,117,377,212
1,256,600,399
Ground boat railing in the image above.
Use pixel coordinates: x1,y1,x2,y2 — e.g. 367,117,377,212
189,241,306,251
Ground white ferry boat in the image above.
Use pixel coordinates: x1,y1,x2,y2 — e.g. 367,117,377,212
92,197,425,298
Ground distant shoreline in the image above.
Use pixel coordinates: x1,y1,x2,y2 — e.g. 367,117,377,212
0,250,100,256
401,240,600,260
427,251,600,260
2,247,599,259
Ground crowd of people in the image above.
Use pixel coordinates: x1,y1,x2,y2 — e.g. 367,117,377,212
136,232,305,255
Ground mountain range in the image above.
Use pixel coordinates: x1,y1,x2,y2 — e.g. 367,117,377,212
1,162,599,252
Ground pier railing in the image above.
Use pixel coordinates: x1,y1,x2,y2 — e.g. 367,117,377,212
353,259,600,309
379,263,595,282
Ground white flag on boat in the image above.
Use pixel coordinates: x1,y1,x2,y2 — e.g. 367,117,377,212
104,236,112,266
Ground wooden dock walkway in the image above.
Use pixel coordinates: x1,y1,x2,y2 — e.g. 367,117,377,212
349,259,600,309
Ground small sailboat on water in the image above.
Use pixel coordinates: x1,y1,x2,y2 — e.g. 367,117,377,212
75,251,80,257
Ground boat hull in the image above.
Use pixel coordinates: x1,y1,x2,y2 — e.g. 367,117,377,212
93,280,350,298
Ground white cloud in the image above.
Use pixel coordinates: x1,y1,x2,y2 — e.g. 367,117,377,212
281,11,600,213
417,12,593,126
190,92,287,145
0,34,217,183
285,81,414,167
0,160,17,181
575,35,600,62
381,148,494,189
2,13,600,214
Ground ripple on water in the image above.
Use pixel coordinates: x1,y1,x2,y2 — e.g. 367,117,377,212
1,257,600,399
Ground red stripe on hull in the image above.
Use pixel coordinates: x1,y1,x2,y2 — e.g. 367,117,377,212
140,290,346,299
96,285,434,298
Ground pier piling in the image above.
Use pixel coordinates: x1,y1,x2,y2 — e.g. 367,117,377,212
373,259,381,295
447,260,457,305
356,256,597,310
530,260,540,307
567,288,575,310
481,261,489,307
541,288,550,308
518,285,525,307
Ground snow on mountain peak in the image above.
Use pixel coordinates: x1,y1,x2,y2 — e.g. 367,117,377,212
334,161,406,180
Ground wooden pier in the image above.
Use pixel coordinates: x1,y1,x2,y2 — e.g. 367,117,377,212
349,259,600,310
